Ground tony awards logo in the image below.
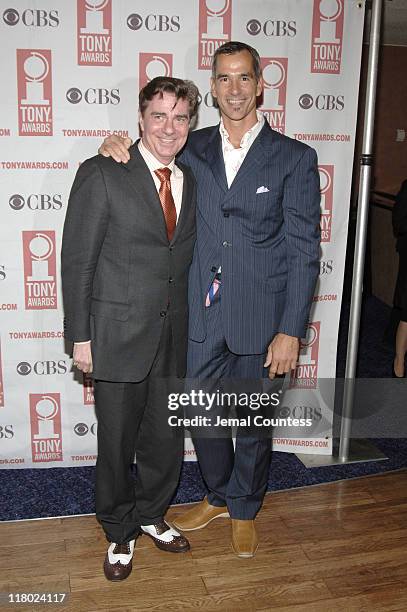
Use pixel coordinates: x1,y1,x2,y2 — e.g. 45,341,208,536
77,0,112,66
17,50,53,136
30,394,63,462
290,322,321,389
311,0,344,74
139,53,173,90
23,231,57,310
198,0,232,70
319,165,334,243
260,58,288,134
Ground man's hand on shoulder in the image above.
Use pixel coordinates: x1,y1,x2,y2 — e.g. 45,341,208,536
73,341,93,374
98,135,133,164
264,333,299,379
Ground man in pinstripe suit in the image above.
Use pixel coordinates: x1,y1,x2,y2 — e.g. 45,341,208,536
100,41,320,558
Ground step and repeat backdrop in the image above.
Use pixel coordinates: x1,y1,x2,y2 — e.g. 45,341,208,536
0,0,365,468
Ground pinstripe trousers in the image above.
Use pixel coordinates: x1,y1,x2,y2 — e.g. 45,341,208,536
186,295,272,520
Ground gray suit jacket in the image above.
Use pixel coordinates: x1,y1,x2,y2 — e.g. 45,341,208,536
61,144,196,381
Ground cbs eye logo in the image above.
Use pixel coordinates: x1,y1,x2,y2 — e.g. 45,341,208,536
246,19,261,36
74,422,88,436
3,8,19,25
16,361,31,375
299,94,313,110
9,194,25,210
277,406,291,419
127,13,142,30
66,87,82,104
74,422,96,436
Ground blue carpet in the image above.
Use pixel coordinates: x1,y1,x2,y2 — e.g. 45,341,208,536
1,295,406,521
1,439,406,521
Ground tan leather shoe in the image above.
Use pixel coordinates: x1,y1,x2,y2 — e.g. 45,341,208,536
231,519,258,558
172,497,229,531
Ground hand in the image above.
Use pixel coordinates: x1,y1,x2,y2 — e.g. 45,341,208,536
264,333,299,379
73,341,93,374
98,134,133,163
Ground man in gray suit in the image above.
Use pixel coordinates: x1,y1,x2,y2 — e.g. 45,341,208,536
62,77,198,581
99,42,320,558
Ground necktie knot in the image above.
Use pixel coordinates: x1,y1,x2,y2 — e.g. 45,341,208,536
155,167,172,183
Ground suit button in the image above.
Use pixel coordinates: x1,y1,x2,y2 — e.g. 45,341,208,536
222,241,231,247
160,311,167,317
169,246,174,251
223,212,230,218
168,277,173,283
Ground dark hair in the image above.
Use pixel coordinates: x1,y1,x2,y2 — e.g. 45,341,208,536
212,41,262,82
139,76,199,119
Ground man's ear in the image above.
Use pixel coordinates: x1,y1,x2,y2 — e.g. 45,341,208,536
256,77,263,98
210,77,217,100
138,110,143,132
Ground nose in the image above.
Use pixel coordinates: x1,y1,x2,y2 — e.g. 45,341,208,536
229,77,240,95
162,117,175,134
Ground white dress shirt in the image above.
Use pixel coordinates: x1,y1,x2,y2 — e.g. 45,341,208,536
220,110,265,188
210,111,265,283
138,139,184,220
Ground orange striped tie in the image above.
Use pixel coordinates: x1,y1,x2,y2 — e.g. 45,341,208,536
154,167,176,242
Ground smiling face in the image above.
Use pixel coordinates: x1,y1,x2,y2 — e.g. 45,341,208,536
210,49,263,132
139,91,190,165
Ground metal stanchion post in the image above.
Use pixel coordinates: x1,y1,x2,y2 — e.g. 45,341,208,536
296,0,387,468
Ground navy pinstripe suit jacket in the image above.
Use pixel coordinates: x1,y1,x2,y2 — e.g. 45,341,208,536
179,120,320,355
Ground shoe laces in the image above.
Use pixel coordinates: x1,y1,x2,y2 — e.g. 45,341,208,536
112,542,131,555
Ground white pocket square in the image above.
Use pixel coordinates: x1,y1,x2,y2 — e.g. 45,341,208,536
256,186,269,194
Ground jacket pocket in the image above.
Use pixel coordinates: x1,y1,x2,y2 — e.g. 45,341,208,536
265,276,287,293
90,298,129,321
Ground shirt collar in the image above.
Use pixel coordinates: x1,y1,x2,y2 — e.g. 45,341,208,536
138,139,181,176
219,110,265,151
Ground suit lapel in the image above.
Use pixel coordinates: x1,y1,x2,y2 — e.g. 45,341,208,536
171,163,193,244
122,143,168,242
221,121,274,205
122,142,192,245
204,128,228,194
